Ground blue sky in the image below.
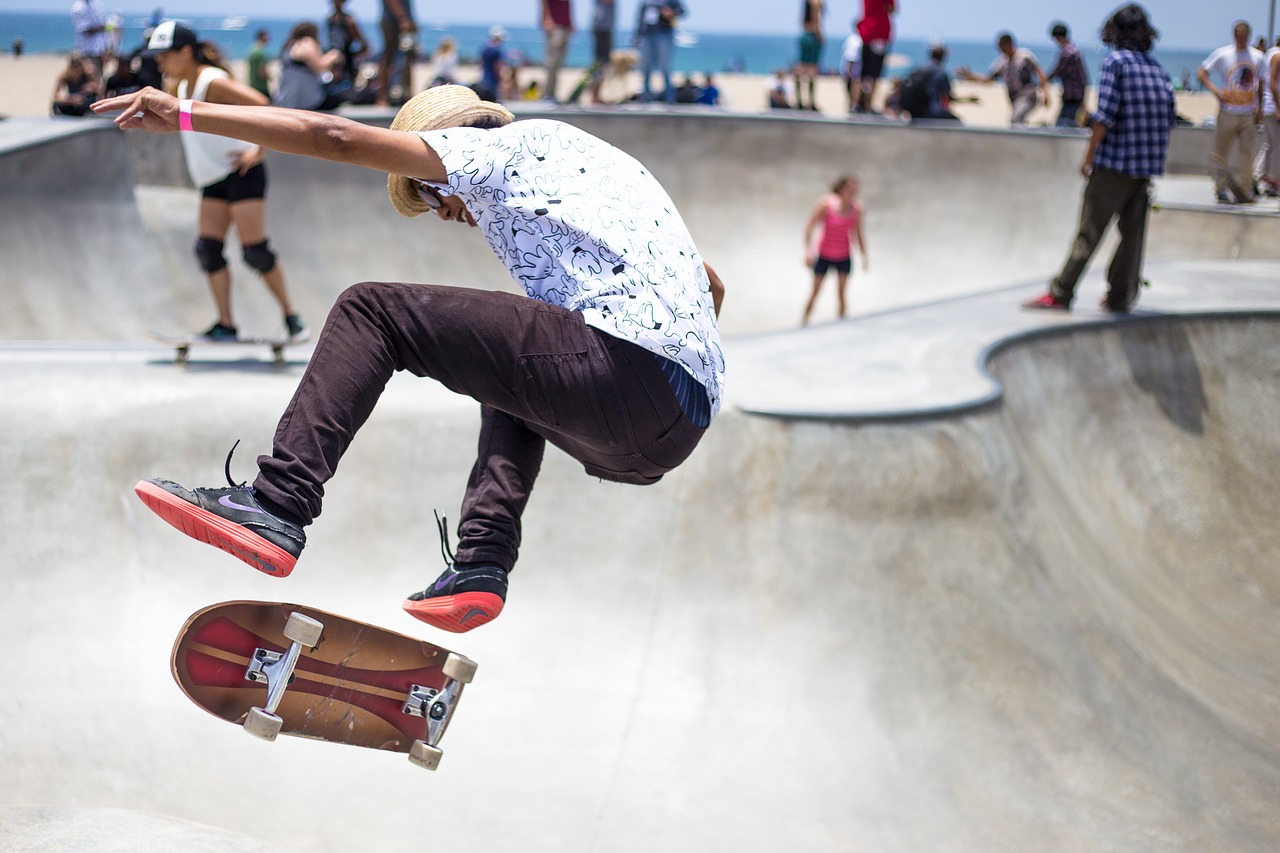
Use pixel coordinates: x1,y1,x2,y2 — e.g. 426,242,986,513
16,0,1279,50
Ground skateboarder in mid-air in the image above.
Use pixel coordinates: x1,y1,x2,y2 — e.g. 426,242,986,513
93,84,726,634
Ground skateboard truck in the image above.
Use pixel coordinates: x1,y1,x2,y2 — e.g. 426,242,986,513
403,653,478,771
241,611,324,742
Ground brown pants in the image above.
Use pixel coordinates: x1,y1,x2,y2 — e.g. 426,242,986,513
1210,108,1259,198
1049,167,1151,310
253,282,707,572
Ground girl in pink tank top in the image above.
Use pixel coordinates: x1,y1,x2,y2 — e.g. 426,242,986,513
802,175,868,325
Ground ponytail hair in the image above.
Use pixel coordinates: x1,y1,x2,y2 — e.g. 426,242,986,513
196,39,231,74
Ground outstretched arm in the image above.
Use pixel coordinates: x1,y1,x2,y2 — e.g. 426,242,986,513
92,86,446,181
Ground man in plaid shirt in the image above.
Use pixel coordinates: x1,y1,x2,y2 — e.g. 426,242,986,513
1025,4,1176,313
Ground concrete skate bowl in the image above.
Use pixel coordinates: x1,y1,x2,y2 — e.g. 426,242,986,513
3,112,1103,341
2,312,1277,851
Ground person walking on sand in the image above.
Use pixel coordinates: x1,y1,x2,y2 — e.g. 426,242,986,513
958,32,1049,126
94,83,725,635
795,0,825,111
144,21,307,342
854,0,895,112
802,175,867,325
1047,22,1088,127
541,0,574,104
636,0,684,104
1197,21,1266,203
1023,4,1175,315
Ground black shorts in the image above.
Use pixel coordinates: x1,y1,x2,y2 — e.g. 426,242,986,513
201,164,267,203
861,44,887,80
813,256,852,275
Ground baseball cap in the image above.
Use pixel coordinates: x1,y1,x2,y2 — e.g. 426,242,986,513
144,20,198,55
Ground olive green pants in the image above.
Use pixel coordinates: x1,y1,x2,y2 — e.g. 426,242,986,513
1049,167,1151,310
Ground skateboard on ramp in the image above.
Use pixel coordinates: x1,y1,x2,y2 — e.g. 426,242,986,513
172,600,477,770
142,330,309,367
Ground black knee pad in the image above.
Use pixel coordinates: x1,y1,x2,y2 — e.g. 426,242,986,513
242,240,277,275
193,237,227,273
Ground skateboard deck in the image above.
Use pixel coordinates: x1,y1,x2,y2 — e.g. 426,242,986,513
172,600,477,770
142,330,309,366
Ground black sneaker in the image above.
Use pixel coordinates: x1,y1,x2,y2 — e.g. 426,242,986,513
201,321,239,341
134,475,305,578
284,313,309,342
404,564,508,633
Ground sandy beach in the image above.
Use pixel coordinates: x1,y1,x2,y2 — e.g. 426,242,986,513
5,51,1220,128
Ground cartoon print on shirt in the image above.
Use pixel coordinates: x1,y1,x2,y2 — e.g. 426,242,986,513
418,119,724,417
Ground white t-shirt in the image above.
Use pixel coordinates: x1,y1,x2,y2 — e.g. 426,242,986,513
70,0,107,57
1201,44,1267,114
419,120,724,417
1263,47,1279,116
841,33,863,76
178,67,257,188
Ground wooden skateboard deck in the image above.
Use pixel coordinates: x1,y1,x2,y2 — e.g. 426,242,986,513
172,600,477,770
142,330,309,366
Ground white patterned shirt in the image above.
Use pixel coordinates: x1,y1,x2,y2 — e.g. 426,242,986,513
419,119,724,418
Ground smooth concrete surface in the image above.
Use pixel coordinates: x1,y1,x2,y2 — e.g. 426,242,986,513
6,112,1265,341
3,113,1280,852
0,806,287,852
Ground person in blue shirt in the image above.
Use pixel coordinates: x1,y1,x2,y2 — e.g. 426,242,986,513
479,26,507,100
635,1,685,103
1024,4,1176,314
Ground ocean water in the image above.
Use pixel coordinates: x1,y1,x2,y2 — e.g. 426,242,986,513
1,10,1210,88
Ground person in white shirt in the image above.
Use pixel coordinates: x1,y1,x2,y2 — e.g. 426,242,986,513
1197,20,1267,203
839,23,863,113
1258,40,1280,196
69,0,108,73
95,84,725,635
143,21,308,342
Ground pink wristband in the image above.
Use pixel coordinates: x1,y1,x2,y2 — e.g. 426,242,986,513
179,99,194,132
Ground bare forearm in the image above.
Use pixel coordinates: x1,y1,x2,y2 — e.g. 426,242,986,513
93,88,446,181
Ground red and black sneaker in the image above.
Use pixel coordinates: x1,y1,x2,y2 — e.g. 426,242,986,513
1021,292,1071,311
404,564,507,633
134,478,305,577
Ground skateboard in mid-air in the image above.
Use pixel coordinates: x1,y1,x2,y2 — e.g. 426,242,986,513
172,600,477,770
142,330,310,366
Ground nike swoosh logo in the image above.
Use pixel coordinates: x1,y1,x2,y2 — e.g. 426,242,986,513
460,608,487,625
434,574,456,593
219,494,266,514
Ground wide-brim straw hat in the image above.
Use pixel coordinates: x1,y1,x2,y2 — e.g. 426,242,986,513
386,85,514,218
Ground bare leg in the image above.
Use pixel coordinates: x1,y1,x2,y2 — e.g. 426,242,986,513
230,199,296,316
802,271,825,325
835,270,850,318
198,198,234,326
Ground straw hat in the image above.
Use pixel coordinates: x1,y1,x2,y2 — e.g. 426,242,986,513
386,85,514,217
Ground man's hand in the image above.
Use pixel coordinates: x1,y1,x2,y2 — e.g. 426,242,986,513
92,86,181,133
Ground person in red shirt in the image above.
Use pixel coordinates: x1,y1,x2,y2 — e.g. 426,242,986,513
854,0,896,112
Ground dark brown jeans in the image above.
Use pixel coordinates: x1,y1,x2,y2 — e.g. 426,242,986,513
252,282,707,572
1049,167,1151,309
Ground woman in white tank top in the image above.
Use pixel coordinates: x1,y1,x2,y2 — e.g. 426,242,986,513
147,21,307,341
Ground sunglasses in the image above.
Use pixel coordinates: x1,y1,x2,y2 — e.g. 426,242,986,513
412,178,444,210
